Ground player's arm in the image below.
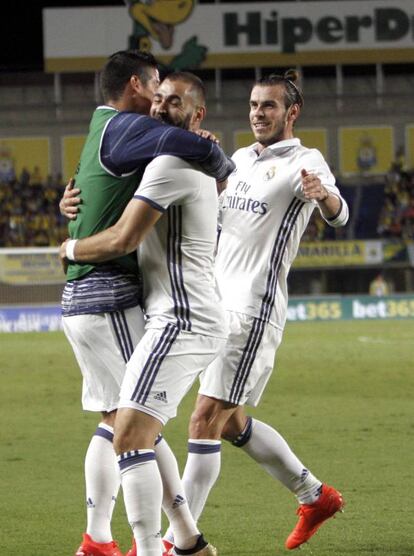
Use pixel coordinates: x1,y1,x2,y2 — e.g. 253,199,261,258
301,169,341,216
60,198,162,265
103,113,235,181
301,168,348,226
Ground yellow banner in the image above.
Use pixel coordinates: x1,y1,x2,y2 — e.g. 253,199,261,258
0,249,65,285
233,130,254,151
62,135,87,182
339,126,394,175
44,3,414,72
296,129,328,159
294,240,383,268
0,137,50,183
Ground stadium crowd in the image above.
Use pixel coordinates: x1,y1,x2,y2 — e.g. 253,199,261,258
303,162,414,242
0,168,67,247
377,161,414,239
1,158,413,247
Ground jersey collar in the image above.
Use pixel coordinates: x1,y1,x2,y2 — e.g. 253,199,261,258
96,105,119,112
248,137,301,158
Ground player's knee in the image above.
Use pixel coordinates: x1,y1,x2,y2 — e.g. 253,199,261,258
113,425,137,454
188,403,224,439
188,407,213,438
113,427,152,454
113,415,159,453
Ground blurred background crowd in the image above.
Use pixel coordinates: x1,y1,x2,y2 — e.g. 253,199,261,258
1,155,413,247
0,169,67,247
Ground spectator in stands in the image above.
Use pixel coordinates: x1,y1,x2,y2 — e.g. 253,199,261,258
392,145,407,174
401,196,414,239
0,147,16,184
301,212,321,241
30,165,43,186
303,200,347,242
19,166,30,186
377,197,400,237
369,273,391,297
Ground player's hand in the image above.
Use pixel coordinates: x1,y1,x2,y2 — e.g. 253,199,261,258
59,240,69,274
301,169,329,202
59,178,81,220
195,129,220,144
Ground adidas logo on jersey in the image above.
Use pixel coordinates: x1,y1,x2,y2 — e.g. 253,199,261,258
154,391,168,403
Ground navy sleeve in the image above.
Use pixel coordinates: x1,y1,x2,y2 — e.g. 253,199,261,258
101,112,235,181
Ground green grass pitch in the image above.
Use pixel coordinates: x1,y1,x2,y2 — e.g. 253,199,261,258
1,319,413,555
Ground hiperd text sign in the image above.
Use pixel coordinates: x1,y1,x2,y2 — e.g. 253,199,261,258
44,1,414,72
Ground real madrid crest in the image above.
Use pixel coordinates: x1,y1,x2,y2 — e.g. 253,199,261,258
264,166,276,181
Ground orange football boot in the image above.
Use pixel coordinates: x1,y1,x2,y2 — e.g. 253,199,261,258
285,484,344,549
75,533,123,556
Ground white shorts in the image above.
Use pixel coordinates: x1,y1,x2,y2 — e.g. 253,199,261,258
199,311,282,407
119,324,226,425
62,307,146,412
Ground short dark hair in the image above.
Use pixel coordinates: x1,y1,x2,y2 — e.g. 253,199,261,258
255,69,304,109
100,50,158,102
164,71,206,105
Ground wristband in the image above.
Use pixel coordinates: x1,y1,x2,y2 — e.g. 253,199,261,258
66,239,78,261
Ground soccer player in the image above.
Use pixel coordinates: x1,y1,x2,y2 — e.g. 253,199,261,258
60,106,227,554
163,70,349,552
60,50,234,556
123,71,223,556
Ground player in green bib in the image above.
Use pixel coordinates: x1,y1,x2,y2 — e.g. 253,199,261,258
60,50,234,556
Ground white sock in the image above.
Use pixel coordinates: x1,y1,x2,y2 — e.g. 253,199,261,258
85,423,120,543
182,439,221,522
154,436,199,549
119,450,163,556
163,440,221,547
240,418,322,505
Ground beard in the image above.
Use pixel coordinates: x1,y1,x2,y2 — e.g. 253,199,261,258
254,120,286,147
154,112,191,130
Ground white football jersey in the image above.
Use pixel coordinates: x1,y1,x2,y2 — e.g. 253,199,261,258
216,138,349,330
134,155,227,338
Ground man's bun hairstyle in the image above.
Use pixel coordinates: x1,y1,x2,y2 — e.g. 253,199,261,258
255,68,304,109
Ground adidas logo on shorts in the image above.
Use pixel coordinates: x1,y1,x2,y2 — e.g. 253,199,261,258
154,391,168,403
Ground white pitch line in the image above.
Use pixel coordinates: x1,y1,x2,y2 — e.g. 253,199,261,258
357,336,412,344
